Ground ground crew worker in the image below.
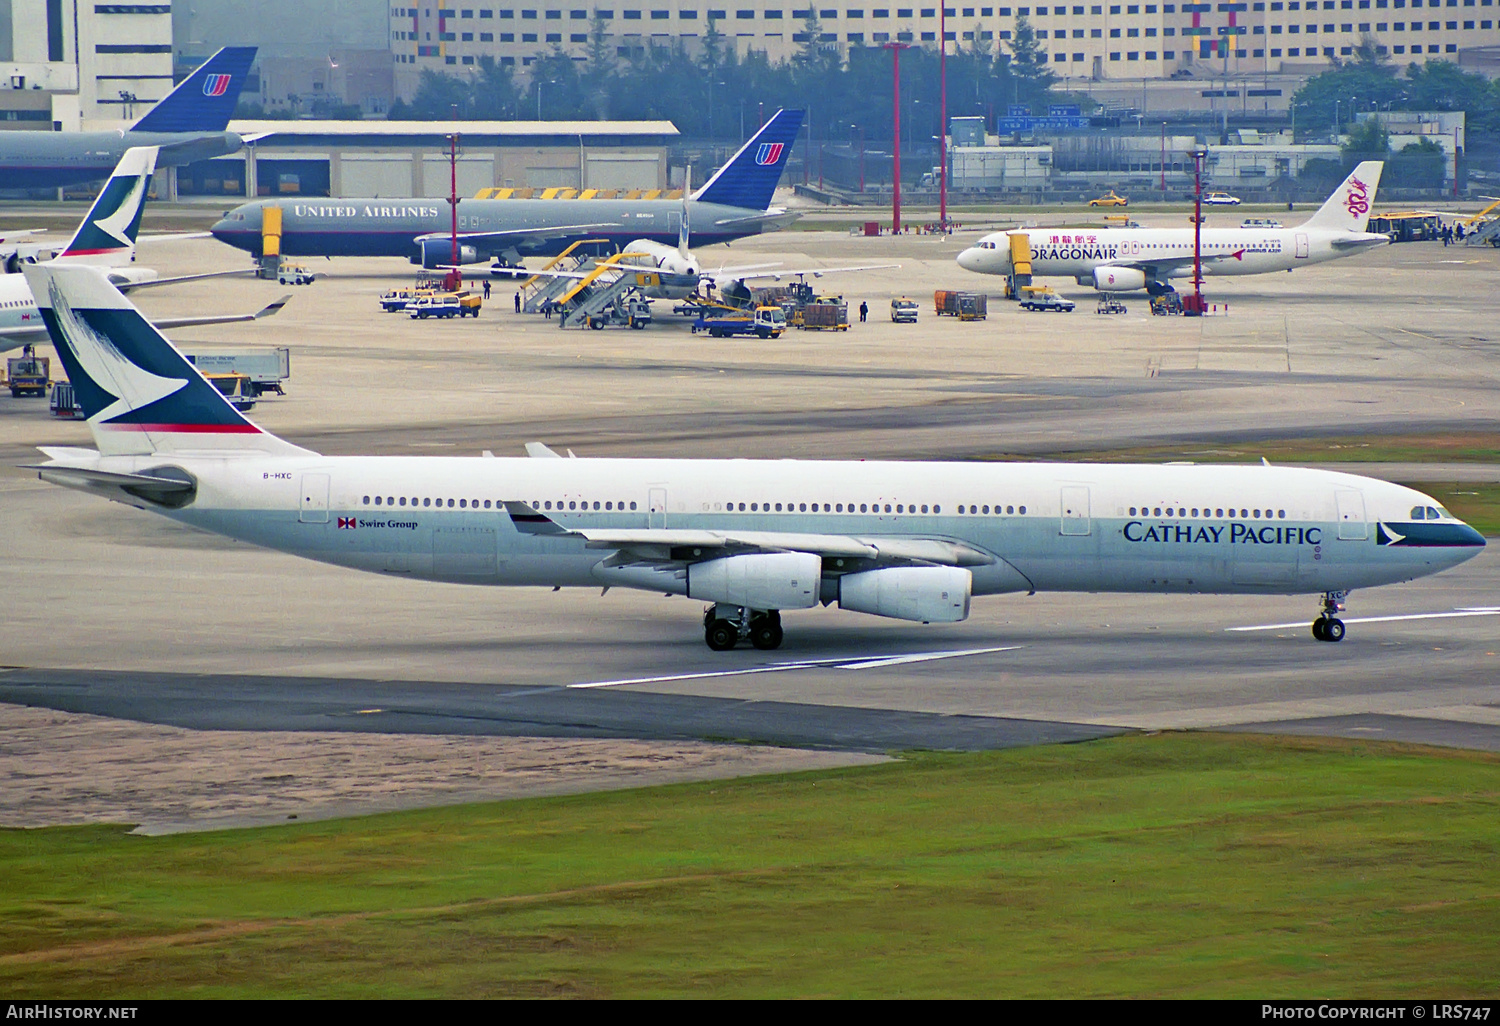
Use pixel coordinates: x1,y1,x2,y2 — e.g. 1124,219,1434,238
859,301,868,323
483,280,491,299
514,291,521,313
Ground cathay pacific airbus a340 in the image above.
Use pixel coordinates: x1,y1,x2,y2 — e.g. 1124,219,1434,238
24,263,1483,650
956,162,1390,293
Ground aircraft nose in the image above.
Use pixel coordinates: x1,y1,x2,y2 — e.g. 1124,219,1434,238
1456,522,1487,548
957,247,981,271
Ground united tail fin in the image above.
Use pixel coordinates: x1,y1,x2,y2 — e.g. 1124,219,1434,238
51,146,158,267
1303,160,1383,233
692,108,804,211
130,46,257,134
21,263,312,458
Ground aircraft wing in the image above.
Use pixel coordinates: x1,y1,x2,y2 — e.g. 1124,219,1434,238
503,502,995,568
720,262,900,283
147,294,290,329
115,267,260,292
413,222,622,249
709,208,801,229
1103,250,1255,274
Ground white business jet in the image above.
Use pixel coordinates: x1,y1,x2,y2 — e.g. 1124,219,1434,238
956,162,1390,293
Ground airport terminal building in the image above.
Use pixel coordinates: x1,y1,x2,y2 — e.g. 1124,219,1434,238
392,2,1500,101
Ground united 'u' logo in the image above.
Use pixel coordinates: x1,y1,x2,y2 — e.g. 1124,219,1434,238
203,74,232,97
755,142,784,166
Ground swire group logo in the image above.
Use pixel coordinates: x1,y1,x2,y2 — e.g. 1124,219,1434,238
755,142,784,166
202,74,232,97
1343,177,1370,217
337,517,357,529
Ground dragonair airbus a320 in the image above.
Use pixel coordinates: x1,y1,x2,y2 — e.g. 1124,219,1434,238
24,263,1485,649
957,162,1390,293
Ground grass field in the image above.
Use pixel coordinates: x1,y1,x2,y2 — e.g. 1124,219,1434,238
1,733,1497,998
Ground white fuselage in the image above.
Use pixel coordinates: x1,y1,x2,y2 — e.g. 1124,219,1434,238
956,224,1390,284
0,274,43,351
89,453,1481,601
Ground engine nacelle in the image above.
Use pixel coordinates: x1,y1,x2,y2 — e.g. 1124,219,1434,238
686,552,821,610
1092,266,1147,292
838,566,972,623
419,238,479,269
105,268,159,288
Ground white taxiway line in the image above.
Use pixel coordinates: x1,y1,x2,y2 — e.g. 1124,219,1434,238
566,645,1022,689
1227,608,1500,632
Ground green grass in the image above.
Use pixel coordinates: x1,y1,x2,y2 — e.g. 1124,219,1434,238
0,733,1497,997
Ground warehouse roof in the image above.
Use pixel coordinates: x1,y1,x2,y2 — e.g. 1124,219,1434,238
227,119,679,145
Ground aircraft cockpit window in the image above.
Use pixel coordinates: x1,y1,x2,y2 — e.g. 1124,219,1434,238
1411,505,1426,519
1434,506,1451,519
1428,506,1442,519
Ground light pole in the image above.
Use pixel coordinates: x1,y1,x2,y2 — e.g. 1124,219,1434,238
1186,145,1208,316
939,1,947,227
1160,121,1167,194
884,41,912,233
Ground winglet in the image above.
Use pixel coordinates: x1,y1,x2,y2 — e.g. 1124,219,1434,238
503,501,570,535
524,441,562,458
254,294,292,319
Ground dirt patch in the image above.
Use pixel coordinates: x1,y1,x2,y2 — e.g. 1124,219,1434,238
0,703,886,834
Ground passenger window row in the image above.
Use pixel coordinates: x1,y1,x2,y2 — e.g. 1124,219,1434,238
1130,506,1288,519
538,499,638,511
957,504,1026,514
718,501,943,513
364,495,491,508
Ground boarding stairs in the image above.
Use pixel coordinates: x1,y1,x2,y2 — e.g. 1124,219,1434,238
519,238,608,313
560,265,661,329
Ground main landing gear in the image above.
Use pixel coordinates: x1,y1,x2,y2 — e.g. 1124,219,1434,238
703,605,783,651
1312,591,1348,643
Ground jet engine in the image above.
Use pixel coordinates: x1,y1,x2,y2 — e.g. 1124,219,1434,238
418,238,479,269
838,566,972,623
1091,266,1147,292
104,267,159,288
686,551,821,609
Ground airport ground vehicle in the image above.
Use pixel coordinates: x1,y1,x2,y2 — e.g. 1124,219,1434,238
1150,292,1185,315
276,262,315,286
407,292,482,319
890,298,919,323
1019,287,1075,312
1241,217,1284,229
202,372,256,411
692,305,787,338
1097,296,1128,315
1088,190,1129,207
957,293,987,321
185,348,290,397
586,294,652,330
380,287,437,312
1203,192,1242,206
800,298,849,331
48,379,83,418
934,290,962,316
5,352,48,397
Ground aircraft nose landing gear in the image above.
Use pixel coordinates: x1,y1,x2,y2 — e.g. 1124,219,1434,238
1312,591,1348,642
703,605,783,651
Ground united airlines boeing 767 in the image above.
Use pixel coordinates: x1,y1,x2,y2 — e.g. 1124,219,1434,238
24,262,1483,650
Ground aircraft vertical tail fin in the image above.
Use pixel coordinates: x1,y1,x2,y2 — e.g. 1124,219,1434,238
51,146,158,267
21,263,312,458
1303,160,1383,233
678,165,691,258
130,46,257,134
691,108,805,211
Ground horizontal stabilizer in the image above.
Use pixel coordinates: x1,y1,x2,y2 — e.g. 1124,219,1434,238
24,461,197,509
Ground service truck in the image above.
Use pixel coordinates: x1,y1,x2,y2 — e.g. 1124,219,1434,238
5,352,49,397
185,347,291,397
692,305,788,339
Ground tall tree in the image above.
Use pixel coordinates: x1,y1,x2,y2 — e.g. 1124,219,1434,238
1006,15,1056,106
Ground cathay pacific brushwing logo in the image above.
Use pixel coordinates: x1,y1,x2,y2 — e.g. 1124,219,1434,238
47,278,186,423
1376,522,1405,546
203,74,232,97
90,174,147,250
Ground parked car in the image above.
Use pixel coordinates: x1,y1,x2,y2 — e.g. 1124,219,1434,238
1203,191,1242,206
1019,288,1076,313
